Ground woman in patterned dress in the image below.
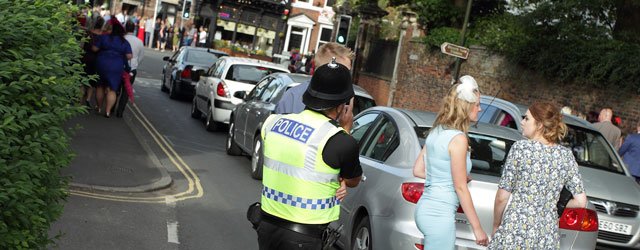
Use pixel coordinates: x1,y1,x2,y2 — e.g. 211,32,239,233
413,75,489,249
489,102,588,249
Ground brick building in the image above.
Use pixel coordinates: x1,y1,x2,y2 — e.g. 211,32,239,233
357,25,640,134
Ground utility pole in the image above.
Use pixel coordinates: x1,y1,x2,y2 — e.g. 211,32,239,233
451,0,473,84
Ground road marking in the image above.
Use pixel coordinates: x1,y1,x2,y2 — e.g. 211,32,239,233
69,102,204,203
167,220,180,244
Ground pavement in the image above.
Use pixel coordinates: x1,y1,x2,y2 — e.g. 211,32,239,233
63,107,172,193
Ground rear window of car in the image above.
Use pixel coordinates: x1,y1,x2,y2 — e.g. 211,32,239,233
415,126,516,177
185,50,220,65
225,65,287,85
353,96,376,116
562,125,625,174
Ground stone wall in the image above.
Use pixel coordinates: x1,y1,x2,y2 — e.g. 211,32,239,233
355,25,640,134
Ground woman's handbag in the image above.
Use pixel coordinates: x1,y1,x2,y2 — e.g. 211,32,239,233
556,187,572,217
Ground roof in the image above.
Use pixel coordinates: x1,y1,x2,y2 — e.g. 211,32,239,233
182,47,229,56
219,56,289,71
395,108,524,141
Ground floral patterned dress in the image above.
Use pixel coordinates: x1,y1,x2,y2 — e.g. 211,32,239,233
489,140,585,249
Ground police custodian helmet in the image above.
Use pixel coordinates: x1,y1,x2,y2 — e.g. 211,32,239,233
302,58,354,110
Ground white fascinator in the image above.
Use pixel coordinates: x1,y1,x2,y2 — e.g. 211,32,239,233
456,75,479,102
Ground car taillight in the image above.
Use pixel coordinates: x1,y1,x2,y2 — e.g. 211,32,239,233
216,81,229,98
401,182,423,204
559,208,598,231
415,243,424,250
180,69,191,79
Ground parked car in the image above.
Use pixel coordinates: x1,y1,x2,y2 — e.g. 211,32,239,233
190,57,289,131
333,106,599,250
161,47,228,99
226,73,377,179
479,96,640,248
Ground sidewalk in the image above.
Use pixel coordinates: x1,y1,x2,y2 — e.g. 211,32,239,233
63,110,171,193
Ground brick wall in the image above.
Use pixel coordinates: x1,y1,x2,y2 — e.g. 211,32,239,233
355,25,640,133
358,73,390,106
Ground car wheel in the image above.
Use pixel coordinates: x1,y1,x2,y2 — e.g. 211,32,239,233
250,136,264,180
352,216,371,250
205,106,220,131
190,96,202,119
226,120,242,156
161,75,168,92
168,79,179,99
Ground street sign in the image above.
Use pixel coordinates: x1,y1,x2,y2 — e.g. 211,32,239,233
440,42,470,59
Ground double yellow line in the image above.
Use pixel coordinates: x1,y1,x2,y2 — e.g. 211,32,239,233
69,104,204,203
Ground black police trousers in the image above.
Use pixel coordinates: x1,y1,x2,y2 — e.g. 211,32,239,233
115,69,136,117
257,220,323,250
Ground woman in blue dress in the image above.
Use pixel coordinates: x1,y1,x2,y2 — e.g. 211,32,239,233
93,19,132,117
413,75,488,249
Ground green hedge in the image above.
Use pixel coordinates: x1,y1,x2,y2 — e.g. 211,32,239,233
0,0,85,249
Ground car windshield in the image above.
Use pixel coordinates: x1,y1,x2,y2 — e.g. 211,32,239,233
185,50,219,65
415,126,516,177
225,65,287,85
561,125,625,174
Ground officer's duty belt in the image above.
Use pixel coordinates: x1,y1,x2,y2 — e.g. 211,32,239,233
261,211,328,237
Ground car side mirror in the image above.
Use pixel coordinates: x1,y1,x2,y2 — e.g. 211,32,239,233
233,91,247,100
163,56,170,61
192,69,205,82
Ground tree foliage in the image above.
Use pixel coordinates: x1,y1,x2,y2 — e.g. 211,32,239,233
414,0,640,91
0,0,85,248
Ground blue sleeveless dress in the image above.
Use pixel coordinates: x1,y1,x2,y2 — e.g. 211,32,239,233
414,126,471,250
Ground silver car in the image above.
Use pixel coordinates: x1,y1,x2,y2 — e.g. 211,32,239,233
334,106,598,250
479,96,640,248
226,73,376,179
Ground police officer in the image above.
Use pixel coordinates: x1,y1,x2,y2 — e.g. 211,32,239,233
257,61,363,250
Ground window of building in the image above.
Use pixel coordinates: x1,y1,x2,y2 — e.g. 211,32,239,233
287,26,305,52
316,27,332,50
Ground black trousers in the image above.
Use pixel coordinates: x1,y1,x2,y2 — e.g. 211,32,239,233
257,220,323,250
115,69,136,117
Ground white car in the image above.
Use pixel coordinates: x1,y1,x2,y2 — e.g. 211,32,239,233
191,57,289,131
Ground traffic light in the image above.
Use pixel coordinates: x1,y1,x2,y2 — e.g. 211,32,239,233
182,0,192,19
335,15,351,45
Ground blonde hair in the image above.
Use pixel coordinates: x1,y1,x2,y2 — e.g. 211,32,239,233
432,84,478,134
529,102,568,143
314,42,354,67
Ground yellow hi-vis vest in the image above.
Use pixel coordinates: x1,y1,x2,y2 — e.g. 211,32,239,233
260,110,343,224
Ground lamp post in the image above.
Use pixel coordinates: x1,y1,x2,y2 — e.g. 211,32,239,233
387,10,416,107
451,0,473,84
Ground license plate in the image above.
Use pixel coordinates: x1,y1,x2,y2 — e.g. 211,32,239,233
599,220,632,235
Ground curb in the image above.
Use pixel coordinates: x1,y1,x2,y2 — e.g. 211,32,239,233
69,107,173,193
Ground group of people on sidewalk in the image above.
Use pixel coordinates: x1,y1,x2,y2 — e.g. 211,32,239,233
250,42,590,250
81,17,144,118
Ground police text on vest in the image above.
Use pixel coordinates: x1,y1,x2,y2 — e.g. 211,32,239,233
271,118,315,143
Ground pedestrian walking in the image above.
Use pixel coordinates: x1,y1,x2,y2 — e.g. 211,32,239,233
619,121,640,184
114,21,144,118
255,60,363,250
592,108,622,148
172,24,180,52
80,16,104,109
197,27,207,47
137,17,146,42
412,75,488,249
92,19,132,118
275,43,353,114
144,16,154,47
490,102,587,249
